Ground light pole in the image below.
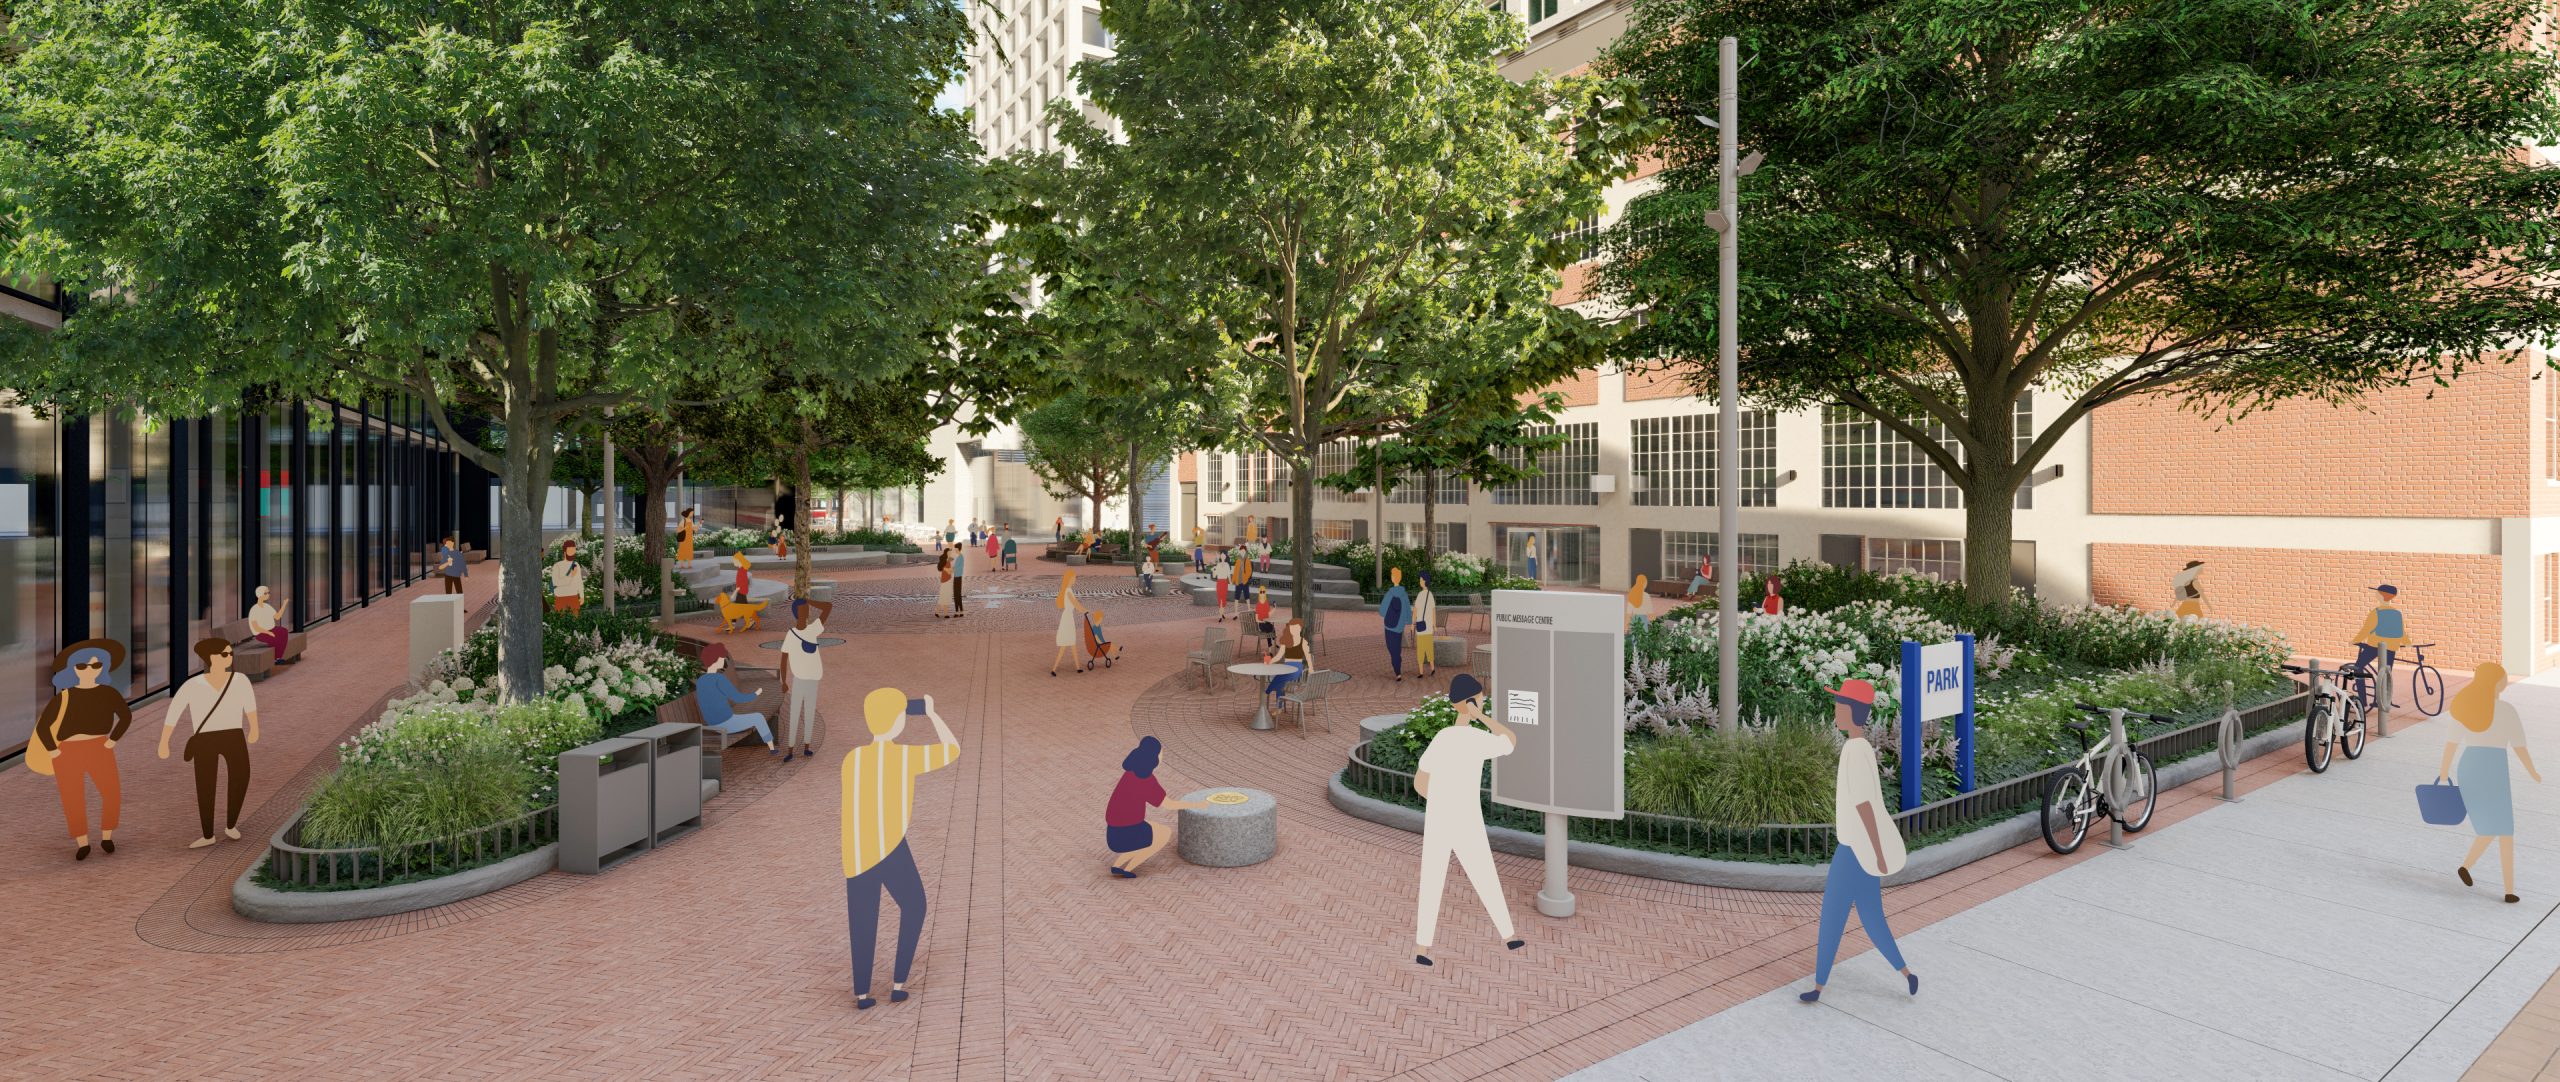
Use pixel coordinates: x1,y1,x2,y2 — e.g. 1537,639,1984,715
600,410,616,614
1701,38,1764,733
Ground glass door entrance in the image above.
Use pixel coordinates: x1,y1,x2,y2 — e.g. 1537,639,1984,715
1496,524,1600,587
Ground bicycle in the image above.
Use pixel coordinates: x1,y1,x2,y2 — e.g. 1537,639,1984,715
2281,662,2368,773
2399,643,2445,717
2038,703,2163,855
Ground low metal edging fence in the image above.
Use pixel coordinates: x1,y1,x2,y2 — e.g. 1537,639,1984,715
265,804,559,890
1343,689,2308,862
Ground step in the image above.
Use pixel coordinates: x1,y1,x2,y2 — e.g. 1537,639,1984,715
1261,560,1354,582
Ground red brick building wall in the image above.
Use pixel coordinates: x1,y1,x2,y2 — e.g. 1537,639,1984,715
2091,543,2502,671
2089,363,2531,518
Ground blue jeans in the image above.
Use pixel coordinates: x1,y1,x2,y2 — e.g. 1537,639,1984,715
1814,845,1904,986
1268,660,1305,699
848,842,929,994
1385,628,1405,675
710,711,773,747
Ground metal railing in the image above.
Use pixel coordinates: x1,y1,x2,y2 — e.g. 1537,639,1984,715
264,804,559,890
1342,688,2309,865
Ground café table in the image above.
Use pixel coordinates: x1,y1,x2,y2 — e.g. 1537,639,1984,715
1226,662,1302,731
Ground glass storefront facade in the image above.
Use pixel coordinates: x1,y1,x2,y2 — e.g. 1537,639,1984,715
0,397,485,758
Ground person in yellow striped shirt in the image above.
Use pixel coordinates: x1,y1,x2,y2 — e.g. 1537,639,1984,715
841,687,960,1009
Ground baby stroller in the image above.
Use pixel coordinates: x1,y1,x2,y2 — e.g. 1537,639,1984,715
1079,611,1124,671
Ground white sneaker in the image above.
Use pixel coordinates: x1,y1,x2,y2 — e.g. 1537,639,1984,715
188,836,217,848
223,828,242,840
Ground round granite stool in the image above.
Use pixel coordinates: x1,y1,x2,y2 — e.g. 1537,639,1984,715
1177,788,1278,867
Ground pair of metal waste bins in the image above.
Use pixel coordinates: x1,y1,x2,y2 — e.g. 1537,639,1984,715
559,723,707,874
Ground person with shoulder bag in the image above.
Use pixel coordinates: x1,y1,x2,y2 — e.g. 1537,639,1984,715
37,639,133,861
159,638,261,848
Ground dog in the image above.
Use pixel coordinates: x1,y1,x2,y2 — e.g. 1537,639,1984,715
715,591,770,633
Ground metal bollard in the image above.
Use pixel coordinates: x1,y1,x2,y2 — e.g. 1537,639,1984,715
2216,681,2244,803
2375,650,2393,739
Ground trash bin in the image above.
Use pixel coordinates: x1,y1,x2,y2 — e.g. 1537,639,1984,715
560,736,653,874
626,722,705,845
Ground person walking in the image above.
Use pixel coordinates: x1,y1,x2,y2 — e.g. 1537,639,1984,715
933,549,957,618
781,600,829,761
1624,576,1651,635
841,688,959,1009
693,645,776,754
1523,534,1539,582
1800,678,1919,1003
1380,567,1412,682
548,540,587,616
2170,560,2206,619
730,550,754,601
246,586,293,658
1050,570,1085,677
158,638,259,847
1413,574,1439,678
437,534,468,595
950,540,967,617
2441,661,2540,903
1230,548,1253,613
1412,674,1522,966
1211,557,1233,622
984,525,1000,567
1104,736,1214,878
35,639,132,860
676,508,698,567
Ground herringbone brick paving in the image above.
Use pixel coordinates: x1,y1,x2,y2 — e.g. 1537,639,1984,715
0,545,2376,1079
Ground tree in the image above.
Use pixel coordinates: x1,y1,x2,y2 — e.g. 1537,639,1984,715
1007,0,1643,615
1601,0,2560,607
1019,388,1186,541
0,0,981,696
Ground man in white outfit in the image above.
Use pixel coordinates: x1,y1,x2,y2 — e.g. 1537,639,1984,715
1412,673,1524,966
782,600,828,762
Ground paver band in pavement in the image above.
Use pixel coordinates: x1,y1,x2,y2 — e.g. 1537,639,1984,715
813,575,1198,636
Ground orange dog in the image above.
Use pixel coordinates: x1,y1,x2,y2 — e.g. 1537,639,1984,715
715,590,769,632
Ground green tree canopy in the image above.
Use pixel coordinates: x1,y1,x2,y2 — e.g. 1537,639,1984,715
1002,0,1644,613
1600,0,2560,605
0,0,982,694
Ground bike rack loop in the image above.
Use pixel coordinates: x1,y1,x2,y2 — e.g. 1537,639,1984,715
2104,706,2134,851
2216,681,2244,804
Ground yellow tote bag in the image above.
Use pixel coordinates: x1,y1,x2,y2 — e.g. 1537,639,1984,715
23,691,65,776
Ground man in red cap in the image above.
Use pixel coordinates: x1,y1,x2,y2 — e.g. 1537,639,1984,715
1802,677,1919,1004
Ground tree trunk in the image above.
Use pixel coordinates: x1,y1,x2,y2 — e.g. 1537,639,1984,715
1421,468,1437,563
1962,473,2019,608
1127,442,1144,545
1372,450,1385,587
1288,455,1315,617
621,438,681,573
793,417,816,597
496,411,558,704
578,486,595,537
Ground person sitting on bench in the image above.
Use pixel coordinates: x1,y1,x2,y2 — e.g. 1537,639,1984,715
694,645,776,753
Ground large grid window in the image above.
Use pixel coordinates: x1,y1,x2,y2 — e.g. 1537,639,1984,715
1630,414,1709,507
1388,469,1470,505
1628,411,1776,508
1864,537,1964,581
1318,441,1365,502
1205,453,1225,502
1663,530,1781,578
1528,0,1560,23
1823,406,1962,508
1552,212,1603,263
1314,519,1358,544
1494,423,1599,506
1385,520,1460,550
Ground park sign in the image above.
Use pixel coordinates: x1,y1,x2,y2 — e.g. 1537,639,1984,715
1897,635,1979,809
1488,589,1625,820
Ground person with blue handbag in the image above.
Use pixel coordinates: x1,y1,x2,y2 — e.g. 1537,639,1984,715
2436,661,2539,903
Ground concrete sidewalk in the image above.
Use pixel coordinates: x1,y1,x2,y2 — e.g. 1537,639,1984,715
1572,692,2560,1082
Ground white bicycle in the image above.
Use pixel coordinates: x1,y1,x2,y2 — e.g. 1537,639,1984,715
2039,703,2164,855
2281,662,2367,773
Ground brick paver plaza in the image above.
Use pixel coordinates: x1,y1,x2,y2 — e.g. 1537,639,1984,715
7,547,2556,1080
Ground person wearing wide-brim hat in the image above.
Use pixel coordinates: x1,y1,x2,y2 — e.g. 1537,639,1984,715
35,638,133,861
2171,560,2207,620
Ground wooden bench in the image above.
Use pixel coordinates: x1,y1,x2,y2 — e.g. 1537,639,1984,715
1088,543,1123,564
218,617,304,680
1647,579,1694,600
653,672,782,750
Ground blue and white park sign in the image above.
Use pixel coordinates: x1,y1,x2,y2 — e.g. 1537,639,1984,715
1896,635,1977,808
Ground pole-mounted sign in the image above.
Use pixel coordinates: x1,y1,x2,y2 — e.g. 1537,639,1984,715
1897,633,1977,809
1489,588,1624,920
